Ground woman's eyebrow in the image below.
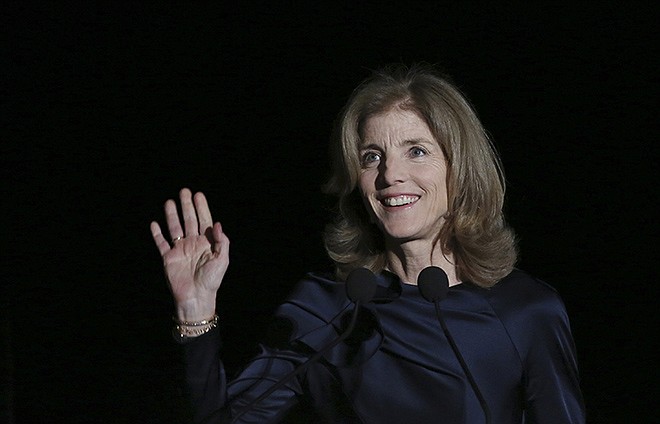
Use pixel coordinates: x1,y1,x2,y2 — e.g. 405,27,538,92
402,137,434,146
358,143,381,151
359,138,432,149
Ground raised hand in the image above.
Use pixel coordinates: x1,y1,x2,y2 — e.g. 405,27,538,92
151,188,229,322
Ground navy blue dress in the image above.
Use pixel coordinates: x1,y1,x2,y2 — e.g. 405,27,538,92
180,269,585,423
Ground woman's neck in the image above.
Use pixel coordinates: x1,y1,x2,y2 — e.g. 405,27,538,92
384,239,460,286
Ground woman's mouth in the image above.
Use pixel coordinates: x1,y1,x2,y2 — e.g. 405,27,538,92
381,195,419,207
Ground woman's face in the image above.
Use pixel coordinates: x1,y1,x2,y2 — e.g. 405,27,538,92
358,108,449,245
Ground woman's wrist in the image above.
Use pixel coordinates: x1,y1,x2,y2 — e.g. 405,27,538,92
175,296,217,323
172,314,219,339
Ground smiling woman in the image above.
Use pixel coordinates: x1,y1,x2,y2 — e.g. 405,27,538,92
151,64,585,423
356,109,452,284
325,65,517,287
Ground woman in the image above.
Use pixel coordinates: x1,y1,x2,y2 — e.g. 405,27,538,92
151,65,585,423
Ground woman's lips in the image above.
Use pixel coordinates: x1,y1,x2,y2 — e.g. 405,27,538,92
380,195,420,207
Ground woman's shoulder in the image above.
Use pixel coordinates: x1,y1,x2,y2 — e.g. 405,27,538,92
284,271,349,315
268,270,383,367
269,271,349,340
490,268,564,301
482,269,573,352
484,268,570,326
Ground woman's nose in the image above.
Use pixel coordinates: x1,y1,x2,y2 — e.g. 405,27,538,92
377,156,407,187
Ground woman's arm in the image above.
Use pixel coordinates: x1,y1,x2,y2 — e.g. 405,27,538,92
152,189,305,423
521,290,586,423
178,327,307,423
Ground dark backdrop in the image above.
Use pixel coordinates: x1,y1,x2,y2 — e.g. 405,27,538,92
4,3,657,423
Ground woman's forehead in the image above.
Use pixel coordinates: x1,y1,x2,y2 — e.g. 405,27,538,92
359,110,436,147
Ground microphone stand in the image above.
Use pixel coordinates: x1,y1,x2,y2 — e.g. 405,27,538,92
222,267,376,423
418,266,491,424
228,301,364,423
431,300,491,424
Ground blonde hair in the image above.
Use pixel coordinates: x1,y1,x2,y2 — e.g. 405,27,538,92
323,64,517,287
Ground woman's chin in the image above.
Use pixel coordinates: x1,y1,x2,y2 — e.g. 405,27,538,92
382,230,422,244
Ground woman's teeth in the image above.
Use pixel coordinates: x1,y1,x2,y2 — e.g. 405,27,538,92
382,196,418,206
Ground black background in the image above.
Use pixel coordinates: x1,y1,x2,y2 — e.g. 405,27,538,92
3,2,657,423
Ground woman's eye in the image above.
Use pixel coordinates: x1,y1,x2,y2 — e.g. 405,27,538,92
410,146,427,157
361,152,381,166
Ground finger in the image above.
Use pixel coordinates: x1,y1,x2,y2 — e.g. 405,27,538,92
180,188,199,236
150,221,171,256
194,192,213,234
212,222,230,259
165,199,184,241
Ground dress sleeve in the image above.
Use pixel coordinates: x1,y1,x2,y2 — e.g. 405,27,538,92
176,273,377,423
519,291,586,423
179,327,307,424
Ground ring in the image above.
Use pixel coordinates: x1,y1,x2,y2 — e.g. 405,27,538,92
172,236,183,243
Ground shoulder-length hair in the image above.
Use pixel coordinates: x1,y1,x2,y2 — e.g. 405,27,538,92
323,64,517,288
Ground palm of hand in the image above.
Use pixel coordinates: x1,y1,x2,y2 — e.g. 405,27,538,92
164,235,227,303
151,189,230,315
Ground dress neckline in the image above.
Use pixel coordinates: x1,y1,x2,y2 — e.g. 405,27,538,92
373,269,470,305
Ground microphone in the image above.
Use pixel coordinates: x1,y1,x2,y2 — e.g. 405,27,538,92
224,268,377,423
418,266,449,302
417,267,491,424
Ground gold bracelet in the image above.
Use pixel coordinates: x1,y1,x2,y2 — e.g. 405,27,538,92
173,315,218,339
173,314,218,327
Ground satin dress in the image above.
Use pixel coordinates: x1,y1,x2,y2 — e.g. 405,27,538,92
180,269,585,423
